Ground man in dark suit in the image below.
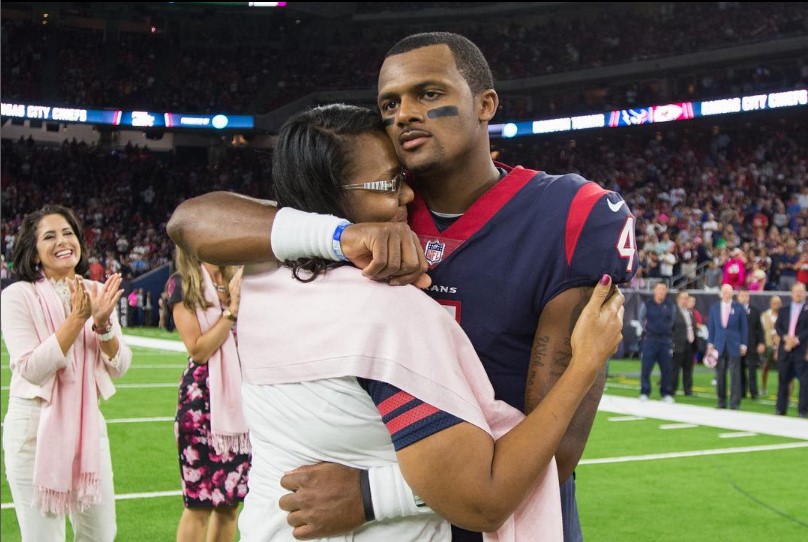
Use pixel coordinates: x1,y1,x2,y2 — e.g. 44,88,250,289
672,289,696,396
737,287,766,399
774,282,808,417
707,284,748,410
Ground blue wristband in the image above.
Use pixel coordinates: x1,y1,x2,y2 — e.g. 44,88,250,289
332,220,352,262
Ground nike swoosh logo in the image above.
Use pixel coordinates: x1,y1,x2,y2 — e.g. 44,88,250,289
607,198,625,212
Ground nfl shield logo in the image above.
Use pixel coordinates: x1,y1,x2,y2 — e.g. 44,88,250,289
424,239,446,265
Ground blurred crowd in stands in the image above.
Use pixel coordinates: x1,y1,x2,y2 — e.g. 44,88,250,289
492,116,808,291
2,2,806,117
2,115,806,292
1,137,270,283
2,2,807,293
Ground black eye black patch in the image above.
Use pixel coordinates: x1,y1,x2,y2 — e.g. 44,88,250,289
426,106,459,119
382,118,395,126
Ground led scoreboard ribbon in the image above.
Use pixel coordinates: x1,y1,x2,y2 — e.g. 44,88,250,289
1,103,254,130
489,88,807,139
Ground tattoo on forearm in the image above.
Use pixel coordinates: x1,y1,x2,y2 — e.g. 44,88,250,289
525,335,550,412
526,335,550,400
531,335,550,366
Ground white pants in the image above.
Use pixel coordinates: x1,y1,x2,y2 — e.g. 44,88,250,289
2,396,117,542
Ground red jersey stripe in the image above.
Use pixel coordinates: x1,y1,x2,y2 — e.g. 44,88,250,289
565,183,607,266
385,403,440,434
377,391,416,417
408,164,536,241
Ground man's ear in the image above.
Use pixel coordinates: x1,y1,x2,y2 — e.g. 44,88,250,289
478,89,498,123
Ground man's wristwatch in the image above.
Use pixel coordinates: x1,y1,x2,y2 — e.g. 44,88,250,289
222,308,237,322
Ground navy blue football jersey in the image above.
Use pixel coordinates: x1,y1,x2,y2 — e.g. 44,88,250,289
409,163,637,411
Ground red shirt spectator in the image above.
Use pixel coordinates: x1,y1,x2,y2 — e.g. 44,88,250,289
751,212,769,233
797,248,808,286
87,257,105,282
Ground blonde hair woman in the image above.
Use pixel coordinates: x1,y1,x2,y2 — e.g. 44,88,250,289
167,246,250,542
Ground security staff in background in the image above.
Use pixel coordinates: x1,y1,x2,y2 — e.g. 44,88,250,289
639,282,676,403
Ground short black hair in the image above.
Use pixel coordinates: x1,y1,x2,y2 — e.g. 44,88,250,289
273,103,384,218
12,204,89,282
271,103,385,281
385,32,494,96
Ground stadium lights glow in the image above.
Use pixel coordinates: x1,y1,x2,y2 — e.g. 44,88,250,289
211,115,229,129
533,117,572,134
169,2,286,6
488,88,807,139
502,123,518,138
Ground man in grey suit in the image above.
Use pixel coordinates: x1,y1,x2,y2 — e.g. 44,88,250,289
707,284,748,410
671,289,696,396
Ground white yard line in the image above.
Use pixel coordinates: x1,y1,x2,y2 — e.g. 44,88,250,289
105,416,174,424
659,423,698,430
598,395,808,440
121,335,188,352
0,352,183,370
2,382,179,392
2,416,173,428
1,490,183,510
116,383,177,389
579,441,808,465
122,365,186,369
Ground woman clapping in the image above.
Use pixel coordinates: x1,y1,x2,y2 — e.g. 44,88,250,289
2,204,131,542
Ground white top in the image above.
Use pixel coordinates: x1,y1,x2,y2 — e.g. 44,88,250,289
237,378,449,542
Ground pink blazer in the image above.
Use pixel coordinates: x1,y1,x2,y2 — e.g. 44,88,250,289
1,279,131,402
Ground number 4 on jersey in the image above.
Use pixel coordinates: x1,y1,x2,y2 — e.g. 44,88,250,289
616,216,637,272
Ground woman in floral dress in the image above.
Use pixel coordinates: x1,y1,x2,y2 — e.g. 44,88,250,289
167,246,250,542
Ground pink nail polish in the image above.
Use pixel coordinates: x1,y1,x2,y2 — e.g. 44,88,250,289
600,274,611,285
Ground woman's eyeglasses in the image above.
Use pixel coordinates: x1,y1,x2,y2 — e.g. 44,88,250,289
343,171,408,194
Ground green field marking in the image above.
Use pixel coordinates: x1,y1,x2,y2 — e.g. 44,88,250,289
107,423,181,495
581,441,808,464
577,447,808,542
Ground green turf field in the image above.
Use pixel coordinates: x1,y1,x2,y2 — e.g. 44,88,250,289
1,329,806,541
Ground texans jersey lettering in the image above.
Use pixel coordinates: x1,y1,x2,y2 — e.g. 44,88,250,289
427,285,458,294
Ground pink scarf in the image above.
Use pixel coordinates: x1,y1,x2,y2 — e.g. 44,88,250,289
238,265,562,541
197,266,250,454
32,277,101,515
